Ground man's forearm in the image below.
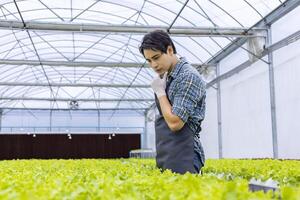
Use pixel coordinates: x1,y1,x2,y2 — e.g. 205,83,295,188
158,96,184,132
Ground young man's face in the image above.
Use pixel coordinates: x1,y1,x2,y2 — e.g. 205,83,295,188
143,46,174,76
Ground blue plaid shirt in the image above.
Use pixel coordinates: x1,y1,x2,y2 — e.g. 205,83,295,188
166,57,206,137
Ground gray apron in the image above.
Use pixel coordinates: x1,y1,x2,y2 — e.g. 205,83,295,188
154,78,197,174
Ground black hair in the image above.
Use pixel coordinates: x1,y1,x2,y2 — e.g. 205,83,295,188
139,30,177,56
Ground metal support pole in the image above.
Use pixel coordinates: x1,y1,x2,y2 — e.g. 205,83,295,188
97,110,100,132
143,110,149,149
266,26,279,158
49,110,52,132
0,109,3,132
216,62,223,159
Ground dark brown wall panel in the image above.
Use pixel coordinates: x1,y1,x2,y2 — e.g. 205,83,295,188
0,134,140,160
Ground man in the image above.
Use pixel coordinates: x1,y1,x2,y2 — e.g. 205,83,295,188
139,30,206,174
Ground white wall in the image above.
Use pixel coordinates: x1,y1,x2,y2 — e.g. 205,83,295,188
269,5,300,159
201,88,219,158
271,5,300,44
220,58,273,158
203,6,300,159
273,40,300,159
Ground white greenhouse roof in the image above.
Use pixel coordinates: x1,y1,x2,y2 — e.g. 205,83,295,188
0,0,293,111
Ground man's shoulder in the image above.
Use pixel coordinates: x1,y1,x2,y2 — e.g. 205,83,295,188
177,64,205,85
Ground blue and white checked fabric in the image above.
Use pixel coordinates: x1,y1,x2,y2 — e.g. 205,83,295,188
166,57,206,137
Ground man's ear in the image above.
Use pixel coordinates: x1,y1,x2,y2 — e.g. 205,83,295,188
167,45,174,55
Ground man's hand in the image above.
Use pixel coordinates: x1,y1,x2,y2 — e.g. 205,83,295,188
151,73,167,98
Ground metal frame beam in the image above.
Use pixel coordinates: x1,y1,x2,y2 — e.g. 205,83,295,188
0,59,145,67
0,82,151,88
0,20,265,37
0,59,203,68
206,29,300,88
0,107,148,111
205,0,300,65
0,97,154,102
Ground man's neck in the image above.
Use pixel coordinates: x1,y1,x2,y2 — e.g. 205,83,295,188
168,55,179,74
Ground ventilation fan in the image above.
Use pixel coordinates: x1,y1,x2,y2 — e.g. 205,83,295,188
246,31,266,62
69,100,79,109
198,65,216,82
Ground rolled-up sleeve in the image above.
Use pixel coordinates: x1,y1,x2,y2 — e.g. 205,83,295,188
172,73,204,123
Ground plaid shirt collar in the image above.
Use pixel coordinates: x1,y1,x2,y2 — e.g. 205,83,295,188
168,57,188,80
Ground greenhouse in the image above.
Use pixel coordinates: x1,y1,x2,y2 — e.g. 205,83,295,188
0,0,299,199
